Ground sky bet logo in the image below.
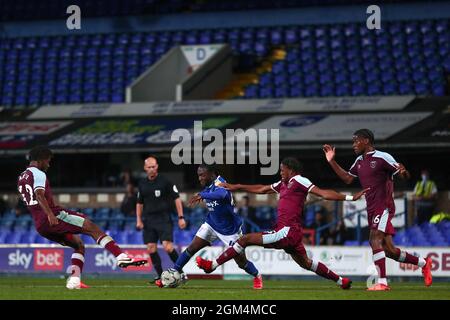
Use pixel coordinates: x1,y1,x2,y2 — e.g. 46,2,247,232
95,251,151,271
95,251,119,270
8,249,64,270
34,249,64,271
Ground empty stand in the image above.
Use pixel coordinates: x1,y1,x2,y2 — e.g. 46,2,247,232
1,19,448,107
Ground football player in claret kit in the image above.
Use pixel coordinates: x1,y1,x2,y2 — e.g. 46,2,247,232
323,129,432,291
17,146,147,290
168,164,263,289
196,157,368,289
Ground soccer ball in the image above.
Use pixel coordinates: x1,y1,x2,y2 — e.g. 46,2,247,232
161,268,181,288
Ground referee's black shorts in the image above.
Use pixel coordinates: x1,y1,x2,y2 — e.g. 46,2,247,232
143,219,173,244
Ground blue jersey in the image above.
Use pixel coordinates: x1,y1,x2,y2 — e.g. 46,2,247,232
199,176,242,235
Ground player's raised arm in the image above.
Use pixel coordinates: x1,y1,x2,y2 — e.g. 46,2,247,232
35,189,59,226
219,182,275,194
323,144,355,185
309,185,369,201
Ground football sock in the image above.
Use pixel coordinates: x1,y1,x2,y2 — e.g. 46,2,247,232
168,249,179,263
373,249,387,282
242,261,259,277
309,260,339,282
150,252,163,278
97,235,122,257
70,252,84,276
215,242,244,267
174,249,192,272
395,248,426,267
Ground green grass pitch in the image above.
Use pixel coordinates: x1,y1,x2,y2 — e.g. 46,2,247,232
1,277,449,300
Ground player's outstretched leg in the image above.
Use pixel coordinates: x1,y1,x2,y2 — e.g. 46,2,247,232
173,248,193,285
196,240,245,273
383,235,432,287
234,253,263,290
159,241,182,287
196,233,262,273
291,252,352,290
174,248,193,272
173,237,210,286
83,219,147,268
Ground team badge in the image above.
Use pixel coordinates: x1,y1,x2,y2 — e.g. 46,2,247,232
155,190,161,197
287,181,293,189
370,161,377,169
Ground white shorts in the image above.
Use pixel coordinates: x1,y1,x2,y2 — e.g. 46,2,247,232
195,223,243,247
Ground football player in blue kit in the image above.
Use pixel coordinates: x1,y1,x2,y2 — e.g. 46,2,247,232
171,164,263,289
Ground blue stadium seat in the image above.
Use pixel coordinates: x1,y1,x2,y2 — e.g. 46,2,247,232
174,230,193,246
96,207,111,219
81,234,96,245
34,234,51,244
115,230,130,244
125,231,141,245
122,219,136,231
21,231,38,244
5,232,25,244
0,231,11,243
80,207,95,218
2,18,449,106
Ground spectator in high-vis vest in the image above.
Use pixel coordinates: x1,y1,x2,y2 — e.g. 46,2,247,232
413,169,438,225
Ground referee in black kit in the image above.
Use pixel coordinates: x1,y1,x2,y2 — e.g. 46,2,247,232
136,156,186,287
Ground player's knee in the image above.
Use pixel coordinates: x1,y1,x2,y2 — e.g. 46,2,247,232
369,236,383,249
384,245,397,258
299,257,310,269
369,239,381,249
83,218,93,230
237,235,249,247
82,219,101,237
